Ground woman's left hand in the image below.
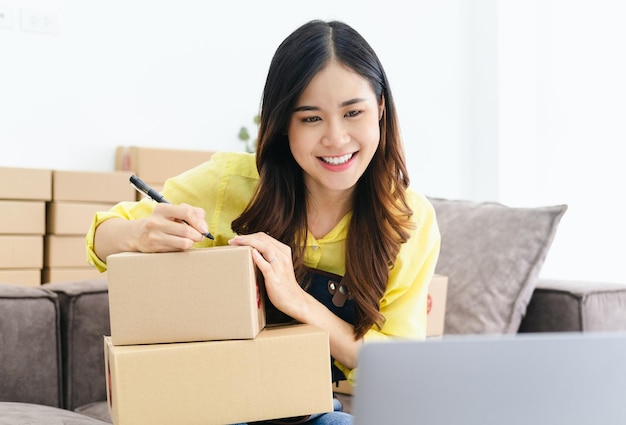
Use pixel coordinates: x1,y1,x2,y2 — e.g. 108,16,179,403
229,232,361,369
228,232,308,320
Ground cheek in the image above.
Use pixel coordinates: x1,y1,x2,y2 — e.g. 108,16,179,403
287,130,310,164
356,119,382,148
288,126,318,152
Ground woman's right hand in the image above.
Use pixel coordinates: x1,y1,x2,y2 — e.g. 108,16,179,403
133,203,209,252
93,203,209,261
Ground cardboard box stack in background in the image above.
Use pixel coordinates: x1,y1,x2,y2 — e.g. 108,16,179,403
0,167,51,287
1,146,214,286
115,146,215,199
105,246,334,425
42,170,136,283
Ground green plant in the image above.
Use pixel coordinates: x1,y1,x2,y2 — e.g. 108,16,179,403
237,115,260,153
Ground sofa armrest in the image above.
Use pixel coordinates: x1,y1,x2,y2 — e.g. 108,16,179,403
42,279,110,411
519,278,626,333
0,283,62,407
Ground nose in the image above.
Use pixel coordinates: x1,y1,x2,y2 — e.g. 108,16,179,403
321,118,349,147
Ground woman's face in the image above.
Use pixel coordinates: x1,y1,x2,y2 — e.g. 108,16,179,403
287,61,384,199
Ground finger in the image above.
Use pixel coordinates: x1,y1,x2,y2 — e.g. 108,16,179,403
136,217,197,252
148,232,197,252
154,203,209,238
229,234,277,260
230,232,277,246
144,209,205,246
163,220,205,243
251,248,273,271
178,203,210,236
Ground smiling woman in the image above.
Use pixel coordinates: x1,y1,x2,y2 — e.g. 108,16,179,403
86,19,440,425
287,61,384,207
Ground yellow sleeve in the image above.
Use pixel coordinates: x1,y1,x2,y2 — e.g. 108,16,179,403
335,191,441,383
85,200,157,272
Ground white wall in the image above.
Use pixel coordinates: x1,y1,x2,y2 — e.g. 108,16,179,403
498,0,626,284
1,0,625,284
0,0,468,193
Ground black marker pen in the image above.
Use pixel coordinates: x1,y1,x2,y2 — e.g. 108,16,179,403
129,175,214,240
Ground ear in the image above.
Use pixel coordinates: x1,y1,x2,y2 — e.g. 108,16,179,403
378,94,386,121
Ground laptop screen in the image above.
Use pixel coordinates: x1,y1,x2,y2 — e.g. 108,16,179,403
353,332,626,425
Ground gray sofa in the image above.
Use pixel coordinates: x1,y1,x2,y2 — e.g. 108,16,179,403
3,278,626,424
0,280,111,424
2,197,626,423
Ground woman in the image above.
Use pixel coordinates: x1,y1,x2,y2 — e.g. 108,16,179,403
87,19,440,424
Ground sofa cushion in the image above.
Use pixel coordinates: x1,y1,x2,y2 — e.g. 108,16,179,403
42,279,110,411
428,197,567,334
0,402,111,424
0,284,62,407
519,279,626,332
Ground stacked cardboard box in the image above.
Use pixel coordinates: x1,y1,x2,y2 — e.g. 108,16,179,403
0,167,51,287
42,170,136,283
115,146,215,200
105,246,334,425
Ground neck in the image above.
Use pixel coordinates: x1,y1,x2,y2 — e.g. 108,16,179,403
306,187,354,240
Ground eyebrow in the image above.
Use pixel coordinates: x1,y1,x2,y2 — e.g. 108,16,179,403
292,97,368,113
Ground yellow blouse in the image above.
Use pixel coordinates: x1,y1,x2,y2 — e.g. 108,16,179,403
86,151,440,382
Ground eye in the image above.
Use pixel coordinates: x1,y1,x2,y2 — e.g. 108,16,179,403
302,116,321,123
345,110,362,118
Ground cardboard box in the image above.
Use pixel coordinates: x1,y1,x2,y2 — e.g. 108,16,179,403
0,167,51,201
42,267,106,284
333,380,354,396
44,235,88,267
0,236,43,269
426,274,448,338
0,269,41,287
115,146,214,184
104,324,333,425
107,246,265,345
0,201,46,234
46,201,115,235
52,170,135,203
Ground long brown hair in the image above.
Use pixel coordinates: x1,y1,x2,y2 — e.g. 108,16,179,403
231,20,414,338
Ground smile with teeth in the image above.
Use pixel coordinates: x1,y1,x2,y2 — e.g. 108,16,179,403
320,153,354,165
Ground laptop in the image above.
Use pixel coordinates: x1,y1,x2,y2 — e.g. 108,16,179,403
353,332,626,425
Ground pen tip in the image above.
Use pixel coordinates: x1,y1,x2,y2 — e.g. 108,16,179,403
206,232,215,240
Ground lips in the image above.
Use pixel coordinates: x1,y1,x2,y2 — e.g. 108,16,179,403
319,153,354,165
